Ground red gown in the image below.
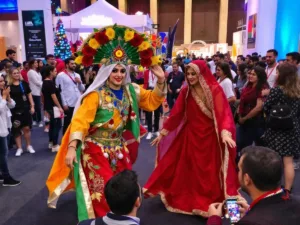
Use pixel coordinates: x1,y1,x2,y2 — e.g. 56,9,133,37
144,60,239,217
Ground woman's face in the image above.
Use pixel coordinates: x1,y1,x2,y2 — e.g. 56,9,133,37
11,69,20,81
108,64,126,88
248,70,258,84
39,61,44,68
33,61,38,69
215,66,224,77
0,76,5,89
186,67,199,86
50,68,57,78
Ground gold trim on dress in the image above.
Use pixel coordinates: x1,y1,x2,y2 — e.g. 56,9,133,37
143,188,209,217
47,177,72,208
79,157,96,219
191,88,213,119
160,129,169,136
69,131,84,144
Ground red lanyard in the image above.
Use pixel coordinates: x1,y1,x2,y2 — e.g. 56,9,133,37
248,187,282,212
266,64,278,79
64,70,76,84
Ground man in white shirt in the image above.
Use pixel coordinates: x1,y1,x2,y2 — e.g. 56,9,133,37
265,49,278,88
56,58,85,134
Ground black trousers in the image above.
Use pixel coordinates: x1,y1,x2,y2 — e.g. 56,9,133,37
145,105,161,133
63,107,74,135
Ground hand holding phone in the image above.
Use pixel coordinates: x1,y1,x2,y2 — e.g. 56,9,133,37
225,198,241,224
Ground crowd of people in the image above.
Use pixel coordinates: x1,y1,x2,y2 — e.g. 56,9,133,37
1,44,300,225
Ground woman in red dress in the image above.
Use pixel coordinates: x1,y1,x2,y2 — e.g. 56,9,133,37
144,60,239,217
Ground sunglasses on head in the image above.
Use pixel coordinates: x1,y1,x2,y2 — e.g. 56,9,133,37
112,68,126,74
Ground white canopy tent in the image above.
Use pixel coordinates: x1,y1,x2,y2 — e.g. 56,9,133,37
54,0,153,34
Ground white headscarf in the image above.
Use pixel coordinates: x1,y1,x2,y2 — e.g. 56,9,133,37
73,63,131,116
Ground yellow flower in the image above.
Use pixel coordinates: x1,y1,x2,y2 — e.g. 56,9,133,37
115,50,123,58
138,41,151,52
124,29,135,42
74,55,83,65
151,55,162,66
105,27,115,40
88,38,100,49
138,65,144,72
105,96,112,103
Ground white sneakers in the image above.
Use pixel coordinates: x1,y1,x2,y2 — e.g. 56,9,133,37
32,121,37,126
15,148,23,157
146,132,153,140
146,132,160,140
38,122,43,128
15,146,35,157
48,142,53,149
52,145,60,153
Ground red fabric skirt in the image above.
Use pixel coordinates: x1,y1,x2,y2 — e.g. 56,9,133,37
144,108,229,217
81,141,132,217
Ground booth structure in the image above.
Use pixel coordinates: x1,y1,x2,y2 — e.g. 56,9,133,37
243,0,300,59
55,0,153,41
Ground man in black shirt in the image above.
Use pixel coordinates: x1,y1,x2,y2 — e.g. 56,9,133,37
1,49,19,68
41,54,56,79
167,62,185,109
207,146,300,225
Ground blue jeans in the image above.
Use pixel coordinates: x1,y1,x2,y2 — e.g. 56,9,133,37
0,135,10,179
47,110,62,146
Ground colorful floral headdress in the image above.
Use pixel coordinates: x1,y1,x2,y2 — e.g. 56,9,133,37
74,24,162,68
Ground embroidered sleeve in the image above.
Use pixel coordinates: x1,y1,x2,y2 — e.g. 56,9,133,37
69,91,99,144
137,84,166,112
153,81,167,97
160,129,169,136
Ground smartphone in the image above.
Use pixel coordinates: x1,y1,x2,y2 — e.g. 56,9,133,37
225,197,241,224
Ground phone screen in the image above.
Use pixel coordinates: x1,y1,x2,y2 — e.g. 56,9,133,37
226,198,241,224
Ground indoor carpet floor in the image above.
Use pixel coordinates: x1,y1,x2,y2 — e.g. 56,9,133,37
0,126,299,225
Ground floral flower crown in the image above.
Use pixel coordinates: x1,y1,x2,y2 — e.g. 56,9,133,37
74,24,162,68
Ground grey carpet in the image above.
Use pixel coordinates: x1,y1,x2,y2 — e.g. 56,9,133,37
0,126,299,225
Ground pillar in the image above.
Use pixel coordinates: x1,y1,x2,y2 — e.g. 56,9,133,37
150,0,158,25
218,0,229,43
60,0,68,12
184,0,192,44
118,0,127,13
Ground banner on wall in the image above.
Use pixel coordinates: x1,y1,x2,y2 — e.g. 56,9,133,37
22,10,47,59
247,13,257,49
158,32,168,54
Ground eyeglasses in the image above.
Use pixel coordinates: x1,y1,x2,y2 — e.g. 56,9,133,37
112,68,126,74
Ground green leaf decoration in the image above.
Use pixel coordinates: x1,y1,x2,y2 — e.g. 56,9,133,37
93,165,100,169
77,51,83,56
115,27,125,38
93,28,99,32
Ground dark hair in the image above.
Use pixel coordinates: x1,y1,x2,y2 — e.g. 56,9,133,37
277,63,300,98
251,66,268,92
64,58,74,65
252,52,258,56
172,62,179,66
22,61,28,67
0,63,4,71
251,56,259,63
237,55,245,61
46,54,55,60
286,52,300,64
237,63,248,81
28,59,37,69
262,56,266,61
267,49,278,57
217,62,233,81
43,65,56,78
256,61,267,69
241,146,282,191
105,170,140,215
6,49,16,57
218,53,225,59
246,54,251,58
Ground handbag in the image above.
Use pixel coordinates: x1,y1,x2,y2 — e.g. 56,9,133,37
267,105,293,130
